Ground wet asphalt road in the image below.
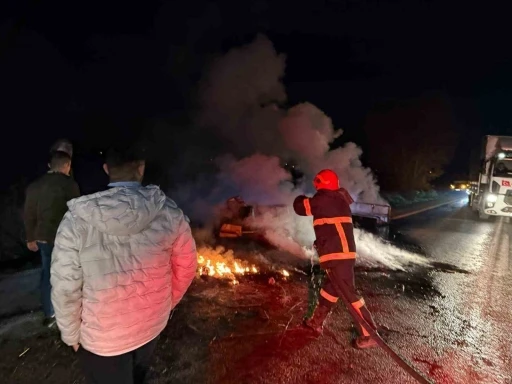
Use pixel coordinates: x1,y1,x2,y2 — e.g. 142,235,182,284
208,194,512,384
1,194,512,384
362,195,512,383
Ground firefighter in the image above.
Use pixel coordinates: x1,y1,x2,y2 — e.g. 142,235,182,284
293,169,378,349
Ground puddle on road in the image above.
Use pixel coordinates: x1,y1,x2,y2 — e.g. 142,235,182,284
356,260,470,301
358,267,443,300
351,222,471,301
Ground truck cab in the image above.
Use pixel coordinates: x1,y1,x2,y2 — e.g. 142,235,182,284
479,156,512,217
471,135,512,220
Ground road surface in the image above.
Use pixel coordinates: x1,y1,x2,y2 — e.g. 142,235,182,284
0,196,511,383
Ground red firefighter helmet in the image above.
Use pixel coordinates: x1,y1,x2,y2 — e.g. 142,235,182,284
313,169,339,191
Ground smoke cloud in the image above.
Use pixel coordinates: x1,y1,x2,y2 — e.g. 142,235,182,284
216,154,294,205
171,34,424,271
198,34,287,157
279,103,385,204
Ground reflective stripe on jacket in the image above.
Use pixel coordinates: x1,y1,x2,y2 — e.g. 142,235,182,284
293,188,356,268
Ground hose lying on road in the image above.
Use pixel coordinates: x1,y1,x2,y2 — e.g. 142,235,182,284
329,275,435,384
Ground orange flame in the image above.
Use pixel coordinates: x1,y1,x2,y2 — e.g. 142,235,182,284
197,246,259,279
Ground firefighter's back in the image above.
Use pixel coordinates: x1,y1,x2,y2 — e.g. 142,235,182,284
311,189,356,268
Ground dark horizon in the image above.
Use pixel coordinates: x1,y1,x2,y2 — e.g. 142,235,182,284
2,0,512,191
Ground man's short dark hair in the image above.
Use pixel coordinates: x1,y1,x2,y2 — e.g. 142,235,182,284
105,142,146,182
50,151,72,170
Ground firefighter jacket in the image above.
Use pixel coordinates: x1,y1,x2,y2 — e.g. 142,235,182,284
293,188,356,270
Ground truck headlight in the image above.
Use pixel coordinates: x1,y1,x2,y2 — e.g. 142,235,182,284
487,194,498,203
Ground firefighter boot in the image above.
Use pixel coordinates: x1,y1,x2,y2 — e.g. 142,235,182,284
304,304,332,334
352,301,378,349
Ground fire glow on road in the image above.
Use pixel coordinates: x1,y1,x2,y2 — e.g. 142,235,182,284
196,246,290,282
198,254,258,277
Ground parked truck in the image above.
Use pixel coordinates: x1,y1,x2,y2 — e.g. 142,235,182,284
470,135,512,220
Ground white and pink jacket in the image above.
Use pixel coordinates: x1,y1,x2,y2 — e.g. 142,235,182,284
50,185,197,356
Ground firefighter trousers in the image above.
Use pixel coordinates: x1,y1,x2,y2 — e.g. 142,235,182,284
318,262,377,337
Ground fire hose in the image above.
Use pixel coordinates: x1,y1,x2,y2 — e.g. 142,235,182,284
327,271,435,384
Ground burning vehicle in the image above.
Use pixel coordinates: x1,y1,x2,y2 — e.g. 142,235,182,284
215,196,391,242
196,165,390,282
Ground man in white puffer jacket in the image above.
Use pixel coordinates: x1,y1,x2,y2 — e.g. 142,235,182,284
50,142,197,384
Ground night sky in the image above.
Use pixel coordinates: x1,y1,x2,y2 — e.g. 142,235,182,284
2,0,512,191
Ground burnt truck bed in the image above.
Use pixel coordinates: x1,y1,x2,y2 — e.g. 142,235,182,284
216,202,391,240
249,203,391,224
351,202,391,225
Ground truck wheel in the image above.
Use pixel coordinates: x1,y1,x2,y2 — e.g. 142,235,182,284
479,211,489,220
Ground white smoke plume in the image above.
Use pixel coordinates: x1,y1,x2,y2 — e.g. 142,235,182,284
172,153,294,223
216,154,294,205
191,34,383,208
172,34,424,270
198,34,287,157
245,207,316,260
279,103,386,203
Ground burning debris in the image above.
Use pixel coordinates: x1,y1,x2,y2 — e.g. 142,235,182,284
197,246,259,280
198,255,258,278
196,246,291,283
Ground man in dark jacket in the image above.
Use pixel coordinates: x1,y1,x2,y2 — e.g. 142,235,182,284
24,150,80,327
293,169,378,349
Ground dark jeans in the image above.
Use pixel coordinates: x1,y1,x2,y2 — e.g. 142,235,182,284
78,337,159,384
37,242,54,318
